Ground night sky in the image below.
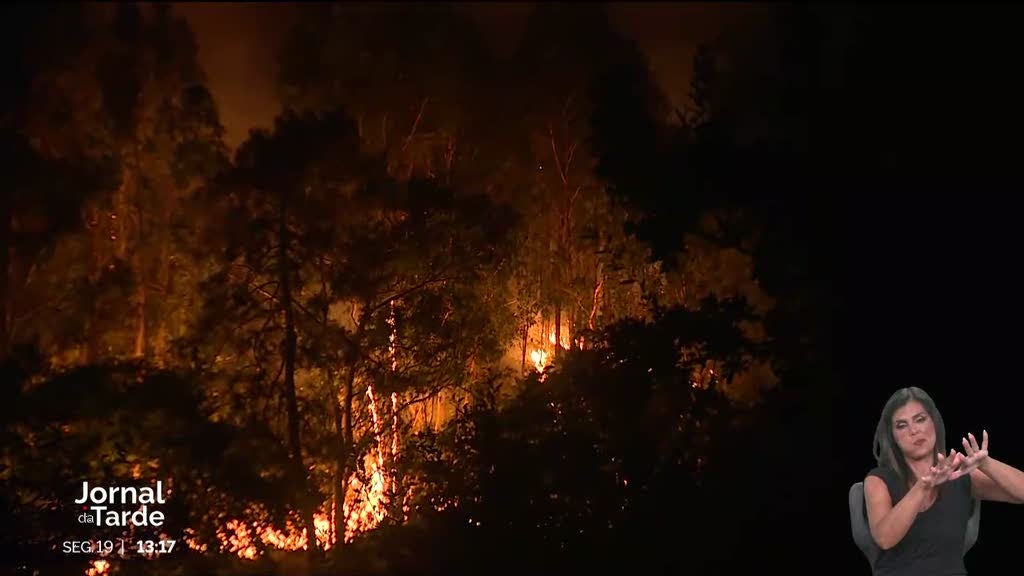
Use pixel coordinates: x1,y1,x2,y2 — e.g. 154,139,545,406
174,2,774,149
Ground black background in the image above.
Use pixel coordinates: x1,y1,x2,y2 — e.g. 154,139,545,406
834,5,1024,574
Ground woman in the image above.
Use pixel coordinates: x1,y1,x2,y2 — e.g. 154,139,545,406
865,387,1024,575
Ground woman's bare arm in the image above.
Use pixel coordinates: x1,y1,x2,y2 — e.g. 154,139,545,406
864,475,931,550
972,457,1024,503
865,450,962,549
959,431,1024,504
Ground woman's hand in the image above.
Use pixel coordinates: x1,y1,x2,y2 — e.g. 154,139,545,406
921,449,964,488
952,430,990,479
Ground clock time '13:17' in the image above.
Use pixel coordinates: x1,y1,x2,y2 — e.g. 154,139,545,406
136,540,175,554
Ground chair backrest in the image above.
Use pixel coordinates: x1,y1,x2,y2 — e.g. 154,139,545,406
964,494,980,553
849,481,980,571
849,482,880,568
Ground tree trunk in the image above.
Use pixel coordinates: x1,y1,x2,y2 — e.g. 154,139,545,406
328,373,355,555
569,309,576,351
155,244,172,364
520,320,528,371
85,207,103,364
554,305,562,352
589,265,603,332
133,279,146,358
444,136,455,186
132,145,146,358
327,366,343,548
133,216,146,359
344,364,355,463
0,205,11,359
278,197,317,555
337,362,356,544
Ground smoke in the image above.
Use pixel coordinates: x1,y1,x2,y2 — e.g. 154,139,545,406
175,3,763,150
173,3,302,150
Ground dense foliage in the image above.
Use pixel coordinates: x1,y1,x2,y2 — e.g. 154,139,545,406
1,4,828,575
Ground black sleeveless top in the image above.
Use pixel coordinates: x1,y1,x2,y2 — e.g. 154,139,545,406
867,465,973,576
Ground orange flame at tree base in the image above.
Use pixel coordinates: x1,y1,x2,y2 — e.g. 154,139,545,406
207,382,405,558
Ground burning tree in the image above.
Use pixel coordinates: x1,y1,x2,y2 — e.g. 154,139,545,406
1,5,821,575
180,106,518,559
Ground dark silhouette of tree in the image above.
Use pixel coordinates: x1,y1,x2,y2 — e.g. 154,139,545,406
180,102,520,559
588,5,836,572
1,4,227,367
361,297,758,573
0,356,298,574
1,4,851,574
278,3,495,183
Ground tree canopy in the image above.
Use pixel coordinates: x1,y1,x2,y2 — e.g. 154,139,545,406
1,5,832,575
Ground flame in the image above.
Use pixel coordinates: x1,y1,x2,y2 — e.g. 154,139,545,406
547,329,570,349
391,392,398,458
530,349,550,372
528,325,570,374
205,509,336,559
343,453,388,541
341,384,398,542
388,301,398,371
219,519,259,559
193,313,596,561
201,303,421,558
206,381,406,558
367,386,385,471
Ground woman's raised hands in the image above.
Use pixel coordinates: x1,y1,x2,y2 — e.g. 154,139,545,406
920,449,965,488
951,430,990,480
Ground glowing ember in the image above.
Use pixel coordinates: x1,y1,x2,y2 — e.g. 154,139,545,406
183,528,207,552
259,513,332,551
219,519,259,559
209,509,336,558
388,301,398,371
86,560,109,576
391,392,398,458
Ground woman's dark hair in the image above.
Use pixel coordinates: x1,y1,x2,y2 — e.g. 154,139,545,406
873,387,947,488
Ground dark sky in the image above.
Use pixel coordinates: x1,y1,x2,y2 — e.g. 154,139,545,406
173,2,773,150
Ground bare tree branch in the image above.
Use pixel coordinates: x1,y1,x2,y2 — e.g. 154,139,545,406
403,96,430,152
368,274,456,317
566,141,578,173
549,122,568,187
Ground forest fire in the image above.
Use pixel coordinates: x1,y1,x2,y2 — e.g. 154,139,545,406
3,4,832,575
214,512,334,559
209,383,401,558
528,326,571,373
341,386,388,542
530,349,550,372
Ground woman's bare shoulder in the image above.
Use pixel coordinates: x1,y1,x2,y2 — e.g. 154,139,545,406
864,467,895,500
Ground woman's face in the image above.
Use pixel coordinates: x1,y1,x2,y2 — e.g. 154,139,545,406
891,400,936,461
